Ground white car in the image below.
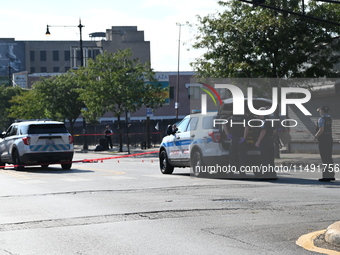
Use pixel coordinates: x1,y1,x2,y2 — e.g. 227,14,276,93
159,98,274,176
0,121,74,170
159,112,227,176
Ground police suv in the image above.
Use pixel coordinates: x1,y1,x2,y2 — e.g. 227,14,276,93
159,98,273,176
0,121,74,170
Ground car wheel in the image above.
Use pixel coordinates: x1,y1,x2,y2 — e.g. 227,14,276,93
191,150,207,177
61,163,72,170
0,157,5,170
159,150,174,174
13,150,24,171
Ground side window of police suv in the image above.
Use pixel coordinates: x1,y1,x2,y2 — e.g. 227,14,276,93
175,118,190,133
3,125,17,138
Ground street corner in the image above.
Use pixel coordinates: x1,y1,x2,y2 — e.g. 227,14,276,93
325,222,340,247
296,222,340,254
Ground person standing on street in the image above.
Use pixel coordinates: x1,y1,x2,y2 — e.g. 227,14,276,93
255,107,278,180
315,106,335,182
104,125,113,149
223,108,250,178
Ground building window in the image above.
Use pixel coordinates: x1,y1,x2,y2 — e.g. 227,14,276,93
53,51,59,61
189,87,200,100
53,67,59,72
93,49,100,58
30,67,35,73
64,50,70,61
169,86,175,99
40,67,47,72
40,51,46,61
30,51,35,61
65,67,70,72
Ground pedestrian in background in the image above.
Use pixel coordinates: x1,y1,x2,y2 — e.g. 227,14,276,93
104,125,113,149
223,107,250,178
315,106,335,182
255,107,278,180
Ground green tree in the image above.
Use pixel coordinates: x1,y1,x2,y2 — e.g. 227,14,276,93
191,0,340,78
76,49,166,152
33,73,83,134
10,73,83,134
9,89,46,120
0,85,24,130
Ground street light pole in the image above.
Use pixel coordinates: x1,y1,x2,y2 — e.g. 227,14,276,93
46,19,88,150
77,20,88,151
175,23,183,121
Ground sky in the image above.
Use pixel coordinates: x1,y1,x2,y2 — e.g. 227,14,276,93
0,0,224,72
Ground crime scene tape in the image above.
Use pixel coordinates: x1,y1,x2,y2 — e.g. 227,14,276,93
0,150,159,169
73,132,161,137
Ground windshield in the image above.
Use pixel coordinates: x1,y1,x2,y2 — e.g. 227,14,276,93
27,124,69,134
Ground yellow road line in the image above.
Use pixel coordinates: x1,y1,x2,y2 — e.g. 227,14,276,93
0,170,31,179
296,229,340,255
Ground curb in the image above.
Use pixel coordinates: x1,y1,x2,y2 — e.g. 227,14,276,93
296,230,340,254
325,221,340,247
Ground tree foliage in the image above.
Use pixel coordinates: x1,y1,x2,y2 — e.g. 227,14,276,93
10,73,83,134
191,0,340,78
0,85,23,130
9,89,45,120
76,49,165,122
75,49,166,151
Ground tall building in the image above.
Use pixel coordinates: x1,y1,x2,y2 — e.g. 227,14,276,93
0,26,150,88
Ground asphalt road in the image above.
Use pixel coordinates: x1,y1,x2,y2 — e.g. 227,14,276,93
0,150,339,255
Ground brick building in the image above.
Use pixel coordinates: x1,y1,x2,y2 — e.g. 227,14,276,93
0,26,150,88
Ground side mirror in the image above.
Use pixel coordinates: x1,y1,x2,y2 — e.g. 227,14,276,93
0,132,5,139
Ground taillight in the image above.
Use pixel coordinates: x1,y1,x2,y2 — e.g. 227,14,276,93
69,135,74,144
22,137,31,145
208,131,220,143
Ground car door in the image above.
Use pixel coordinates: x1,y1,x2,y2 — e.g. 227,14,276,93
0,125,18,162
168,117,190,165
176,117,199,166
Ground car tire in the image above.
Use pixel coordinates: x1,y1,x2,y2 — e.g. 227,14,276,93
191,150,207,177
61,163,72,170
0,159,5,170
159,150,174,174
13,150,24,171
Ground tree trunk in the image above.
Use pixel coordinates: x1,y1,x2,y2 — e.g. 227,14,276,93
117,115,123,152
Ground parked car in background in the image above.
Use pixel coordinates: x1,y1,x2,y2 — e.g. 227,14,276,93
0,121,74,170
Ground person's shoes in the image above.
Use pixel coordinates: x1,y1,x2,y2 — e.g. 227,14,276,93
318,178,335,182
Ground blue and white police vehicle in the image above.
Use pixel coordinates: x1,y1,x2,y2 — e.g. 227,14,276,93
0,121,74,170
159,112,225,176
159,98,275,176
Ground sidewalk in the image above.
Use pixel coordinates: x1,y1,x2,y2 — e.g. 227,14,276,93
75,145,340,164
275,152,340,166
74,145,159,157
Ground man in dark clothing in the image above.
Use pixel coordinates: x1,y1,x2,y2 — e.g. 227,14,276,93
223,112,250,177
255,107,277,180
315,106,335,182
104,125,113,149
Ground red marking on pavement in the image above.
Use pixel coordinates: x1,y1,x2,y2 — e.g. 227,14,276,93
0,150,159,169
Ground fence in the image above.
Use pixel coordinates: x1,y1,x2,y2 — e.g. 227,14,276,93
69,119,177,149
